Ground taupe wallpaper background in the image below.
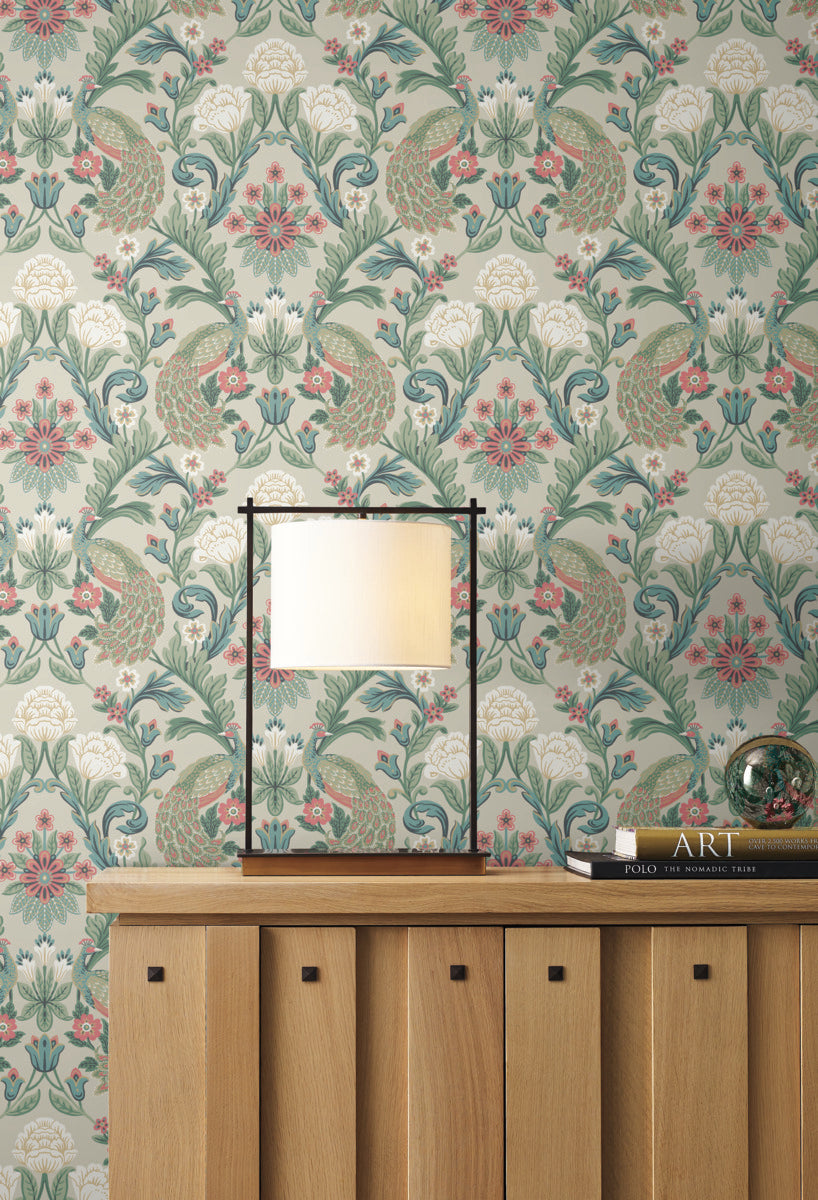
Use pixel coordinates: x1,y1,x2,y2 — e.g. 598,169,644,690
0,0,816,1187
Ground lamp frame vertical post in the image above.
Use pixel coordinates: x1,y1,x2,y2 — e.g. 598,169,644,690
240,500,486,861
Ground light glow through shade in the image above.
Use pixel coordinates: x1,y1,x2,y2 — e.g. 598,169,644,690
268,518,452,670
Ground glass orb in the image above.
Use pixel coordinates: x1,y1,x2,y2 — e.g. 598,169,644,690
725,735,816,829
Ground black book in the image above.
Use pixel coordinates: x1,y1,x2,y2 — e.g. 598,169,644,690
565,851,818,879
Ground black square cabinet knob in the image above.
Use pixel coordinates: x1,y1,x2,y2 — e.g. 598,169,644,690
450,964,466,981
548,965,564,982
302,966,319,982
693,963,709,980
147,966,164,983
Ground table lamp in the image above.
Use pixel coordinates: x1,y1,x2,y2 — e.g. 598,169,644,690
238,500,487,876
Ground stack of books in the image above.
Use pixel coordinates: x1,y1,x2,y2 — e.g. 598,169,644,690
566,825,818,878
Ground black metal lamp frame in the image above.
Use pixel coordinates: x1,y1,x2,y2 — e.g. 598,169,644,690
237,498,487,875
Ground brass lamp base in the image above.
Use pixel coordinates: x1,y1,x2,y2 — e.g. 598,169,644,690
238,850,489,877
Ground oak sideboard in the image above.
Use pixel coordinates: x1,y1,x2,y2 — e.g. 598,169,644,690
86,866,818,1200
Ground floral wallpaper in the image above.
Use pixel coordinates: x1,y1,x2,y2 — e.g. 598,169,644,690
0,0,816,1187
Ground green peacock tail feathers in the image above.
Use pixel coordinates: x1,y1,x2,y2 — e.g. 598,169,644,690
95,141,164,234
167,0,224,16
786,396,818,448
556,572,626,666
555,139,626,235
616,356,686,450
385,139,457,235
156,787,229,867
325,355,396,449
156,353,225,450
95,567,164,665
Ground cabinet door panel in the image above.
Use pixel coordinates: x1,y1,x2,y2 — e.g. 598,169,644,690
747,924,800,1200
652,926,748,1200
506,926,601,1200
356,926,408,1200
206,926,259,1200
601,926,653,1200
109,924,206,1200
260,927,356,1200
407,926,504,1200
802,925,818,1200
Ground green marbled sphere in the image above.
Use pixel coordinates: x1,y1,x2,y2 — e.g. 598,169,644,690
725,736,816,829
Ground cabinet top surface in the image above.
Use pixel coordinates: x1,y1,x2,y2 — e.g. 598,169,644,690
86,866,818,923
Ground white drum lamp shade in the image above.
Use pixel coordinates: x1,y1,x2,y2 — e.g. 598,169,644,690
268,518,452,670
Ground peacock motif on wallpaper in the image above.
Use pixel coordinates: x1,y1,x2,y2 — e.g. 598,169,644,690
385,74,479,235
764,291,818,449
72,508,164,665
155,292,248,450
72,76,164,234
72,939,109,1018
534,75,626,235
155,724,244,866
303,290,395,449
304,723,396,851
616,291,709,448
534,507,626,666
616,723,709,828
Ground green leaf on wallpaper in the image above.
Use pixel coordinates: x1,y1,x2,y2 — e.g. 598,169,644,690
740,9,775,36
50,659,79,688
745,88,763,130
744,519,762,562
49,1089,82,1119
49,226,80,256
510,658,544,687
8,1090,40,1120
711,519,730,561
698,441,732,471
662,132,694,167
741,442,774,470
240,10,273,38
7,658,40,689
481,736,499,777
510,227,544,256
466,225,503,255
477,655,502,684
278,441,310,472
700,10,732,36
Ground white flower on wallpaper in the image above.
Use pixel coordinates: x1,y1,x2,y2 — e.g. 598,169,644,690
243,38,308,93
13,687,77,742
12,255,77,310
424,731,470,781
194,515,247,563
532,300,589,349
763,85,818,133
704,472,770,527
653,86,712,133
13,1119,76,1173
531,732,589,782
69,732,128,780
704,40,769,94
762,516,818,564
0,301,19,347
477,688,538,744
193,84,251,132
248,470,306,524
424,300,481,348
300,84,358,132
70,1164,109,1200
654,516,713,564
70,300,128,349
474,255,538,311
0,733,20,779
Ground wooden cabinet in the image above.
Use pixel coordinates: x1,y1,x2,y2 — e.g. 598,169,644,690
90,869,818,1200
